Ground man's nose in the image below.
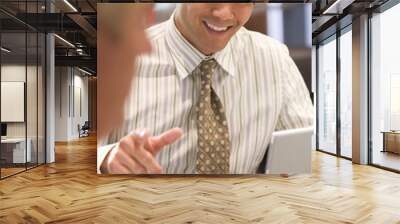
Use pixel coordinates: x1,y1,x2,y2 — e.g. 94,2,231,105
210,4,234,21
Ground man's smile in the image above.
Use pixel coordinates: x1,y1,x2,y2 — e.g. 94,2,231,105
202,20,233,33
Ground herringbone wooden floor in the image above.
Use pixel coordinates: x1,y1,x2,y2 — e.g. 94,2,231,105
1,134,400,224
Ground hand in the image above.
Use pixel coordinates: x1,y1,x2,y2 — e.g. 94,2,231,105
100,128,183,174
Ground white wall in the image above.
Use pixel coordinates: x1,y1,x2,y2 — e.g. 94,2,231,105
1,65,37,138
55,67,69,141
72,73,89,138
1,65,26,142
55,67,89,141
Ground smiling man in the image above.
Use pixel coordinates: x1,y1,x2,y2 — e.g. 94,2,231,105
97,3,314,174
175,3,253,55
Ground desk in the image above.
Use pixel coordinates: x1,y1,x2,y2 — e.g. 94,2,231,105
1,138,31,164
381,131,400,154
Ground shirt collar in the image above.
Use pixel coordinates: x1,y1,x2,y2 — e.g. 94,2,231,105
165,12,237,80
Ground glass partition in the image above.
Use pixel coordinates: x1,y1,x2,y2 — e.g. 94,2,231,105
27,30,38,169
0,1,46,179
38,32,45,165
0,30,28,177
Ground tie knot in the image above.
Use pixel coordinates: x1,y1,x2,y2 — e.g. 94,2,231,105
199,58,218,73
198,58,217,83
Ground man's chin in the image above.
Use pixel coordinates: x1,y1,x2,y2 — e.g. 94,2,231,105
202,43,228,55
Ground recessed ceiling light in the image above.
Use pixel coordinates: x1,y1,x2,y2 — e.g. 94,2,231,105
1,47,11,53
77,67,93,76
322,0,354,15
54,34,75,48
63,0,78,12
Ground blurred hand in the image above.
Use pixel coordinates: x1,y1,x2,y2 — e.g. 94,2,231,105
100,128,183,174
97,4,154,141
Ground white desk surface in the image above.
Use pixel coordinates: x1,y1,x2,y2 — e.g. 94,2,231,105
1,138,27,144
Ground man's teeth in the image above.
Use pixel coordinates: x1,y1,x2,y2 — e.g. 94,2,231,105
205,22,228,32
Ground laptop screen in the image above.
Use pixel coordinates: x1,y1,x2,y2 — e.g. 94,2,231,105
1,123,7,137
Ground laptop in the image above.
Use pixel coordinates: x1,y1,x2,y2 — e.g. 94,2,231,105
1,123,7,140
265,127,314,175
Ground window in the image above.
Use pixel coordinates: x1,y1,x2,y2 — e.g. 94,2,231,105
370,2,400,171
317,36,337,154
339,28,352,158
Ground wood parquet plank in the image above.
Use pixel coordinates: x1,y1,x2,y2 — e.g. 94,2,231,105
0,134,400,223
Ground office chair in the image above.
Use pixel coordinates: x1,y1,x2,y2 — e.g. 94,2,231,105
79,121,90,138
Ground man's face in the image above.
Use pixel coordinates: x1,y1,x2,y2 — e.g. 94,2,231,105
175,3,254,55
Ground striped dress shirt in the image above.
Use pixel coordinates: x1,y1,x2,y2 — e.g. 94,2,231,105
98,14,314,174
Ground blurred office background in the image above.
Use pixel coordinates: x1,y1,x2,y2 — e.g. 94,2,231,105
0,0,97,179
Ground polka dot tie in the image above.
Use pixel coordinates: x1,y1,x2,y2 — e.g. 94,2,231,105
196,58,230,174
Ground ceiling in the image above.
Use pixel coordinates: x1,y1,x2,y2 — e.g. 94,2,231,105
0,0,394,75
311,0,390,43
0,0,97,74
